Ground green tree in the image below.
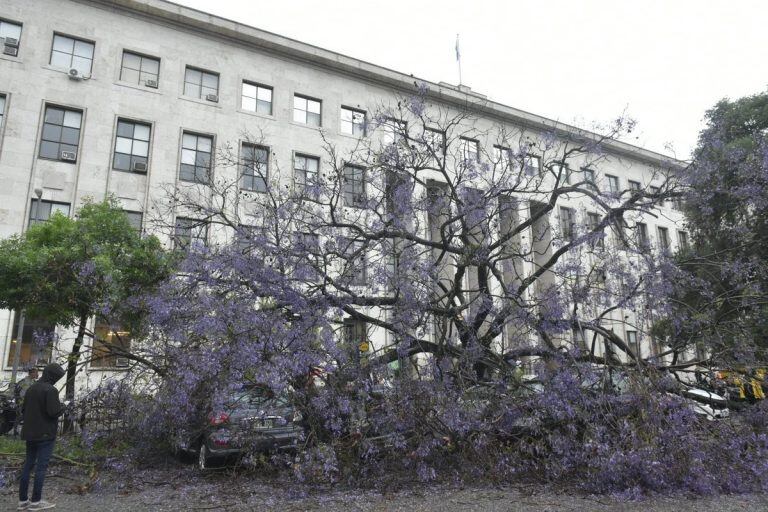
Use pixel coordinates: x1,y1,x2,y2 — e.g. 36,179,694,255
0,198,173,404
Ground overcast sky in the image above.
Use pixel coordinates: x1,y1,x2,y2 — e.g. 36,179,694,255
175,0,768,160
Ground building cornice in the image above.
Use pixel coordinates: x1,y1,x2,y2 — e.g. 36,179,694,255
81,0,686,169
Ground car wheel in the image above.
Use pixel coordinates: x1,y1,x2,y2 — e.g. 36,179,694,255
198,443,209,470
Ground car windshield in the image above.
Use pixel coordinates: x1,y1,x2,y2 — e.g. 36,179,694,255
226,387,290,408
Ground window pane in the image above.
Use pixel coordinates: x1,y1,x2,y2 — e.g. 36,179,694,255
307,112,321,126
44,108,64,124
120,67,140,84
113,153,130,170
257,88,272,102
142,57,159,75
183,83,200,98
202,72,218,89
307,99,320,114
60,126,80,145
52,35,73,53
242,96,257,111
197,137,212,153
294,96,307,111
39,141,59,159
49,51,71,69
122,51,141,70
41,124,62,142
181,149,196,165
73,39,93,58
115,137,133,154
293,109,305,123
185,68,201,84
63,110,81,128
0,21,22,40
182,134,198,149
133,124,150,141
242,82,257,98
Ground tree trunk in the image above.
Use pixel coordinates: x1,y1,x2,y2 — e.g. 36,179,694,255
63,312,87,433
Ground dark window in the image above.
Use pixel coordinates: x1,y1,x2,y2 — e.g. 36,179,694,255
383,118,407,145
294,154,319,191
582,168,597,191
343,164,366,206
340,107,365,136
50,34,93,74
636,222,649,248
179,132,213,184
241,143,268,193
293,95,321,126
626,330,639,358
460,137,479,162
120,51,160,86
28,200,70,227
174,217,208,251
241,81,272,115
426,129,446,157
606,175,619,194
113,119,150,172
559,206,575,241
678,230,689,251
343,318,368,348
649,185,661,195
91,320,131,368
628,180,641,192
184,66,219,100
341,237,366,286
524,154,541,176
123,211,143,231
657,226,670,251
587,212,604,248
0,19,22,55
39,105,82,162
7,313,54,366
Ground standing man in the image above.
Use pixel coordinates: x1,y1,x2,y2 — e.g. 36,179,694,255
17,363,65,511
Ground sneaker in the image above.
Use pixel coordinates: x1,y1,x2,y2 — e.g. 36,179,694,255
28,501,55,510
17,501,30,511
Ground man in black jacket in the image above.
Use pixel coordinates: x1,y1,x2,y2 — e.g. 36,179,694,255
17,363,65,511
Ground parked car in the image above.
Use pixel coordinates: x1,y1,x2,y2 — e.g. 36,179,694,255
176,385,304,470
678,387,730,420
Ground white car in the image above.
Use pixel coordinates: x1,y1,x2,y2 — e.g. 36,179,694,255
679,388,730,420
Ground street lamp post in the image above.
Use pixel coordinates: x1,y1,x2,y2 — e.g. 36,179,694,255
10,188,44,386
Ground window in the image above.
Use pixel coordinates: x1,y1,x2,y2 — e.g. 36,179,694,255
493,145,512,170
0,19,22,56
294,153,319,191
179,132,212,184
91,320,131,368
184,66,219,100
626,330,639,358
120,51,160,87
39,105,82,162
241,143,268,193
343,164,366,207
293,95,321,126
582,168,597,190
460,137,479,162
587,212,604,248
558,206,575,241
341,238,366,286
606,175,619,194
50,34,94,74
343,318,368,352
123,211,143,231
293,232,320,281
6,313,54,366
113,119,150,172
340,107,365,136
28,200,70,227
174,217,208,251
524,154,541,176
671,196,684,210
425,129,446,157
241,81,272,115
554,162,571,184
678,230,689,251
657,226,670,252
636,222,649,248
383,118,407,145
628,180,641,192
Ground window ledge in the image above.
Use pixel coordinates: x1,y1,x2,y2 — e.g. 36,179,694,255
42,64,96,80
0,54,22,64
236,108,276,121
114,80,163,95
288,120,323,132
111,167,149,176
178,95,222,109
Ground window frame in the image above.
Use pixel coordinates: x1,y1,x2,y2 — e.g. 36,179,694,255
605,174,620,194
0,18,23,56
240,142,269,193
178,131,214,184
183,66,220,101
38,104,83,163
112,118,151,173
341,237,367,286
677,230,689,252
28,199,71,227
342,164,366,207
459,137,480,162
49,33,94,75
174,217,208,251
586,211,604,248
241,81,273,115
294,152,320,192
293,94,322,126
558,206,576,241
657,226,670,252
636,222,649,248
340,106,366,136
90,319,132,369
119,50,160,87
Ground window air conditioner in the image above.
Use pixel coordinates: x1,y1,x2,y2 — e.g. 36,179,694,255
132,161,147,172
60,150,77,161
4,37,18,47
115,357,130,368
144,79,158,89
2,46,17,57
205,93,219,103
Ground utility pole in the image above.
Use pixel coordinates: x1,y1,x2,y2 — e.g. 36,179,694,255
10,188,44,385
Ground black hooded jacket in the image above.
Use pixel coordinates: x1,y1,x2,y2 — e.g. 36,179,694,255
20,364,65,442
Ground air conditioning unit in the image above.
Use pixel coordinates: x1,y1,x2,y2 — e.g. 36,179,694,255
205,93,219,103
60,150,77,161
2,46,17,57
144,79,158,89
132,161,147,172
115,357,130,368
68,68,83,81
4,37,18,47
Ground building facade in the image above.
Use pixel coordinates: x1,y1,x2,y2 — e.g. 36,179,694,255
0,0,687,392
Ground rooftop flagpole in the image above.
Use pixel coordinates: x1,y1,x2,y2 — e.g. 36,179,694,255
455,33,462,85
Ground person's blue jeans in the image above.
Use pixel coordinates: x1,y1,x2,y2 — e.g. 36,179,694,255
19,439,56,502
